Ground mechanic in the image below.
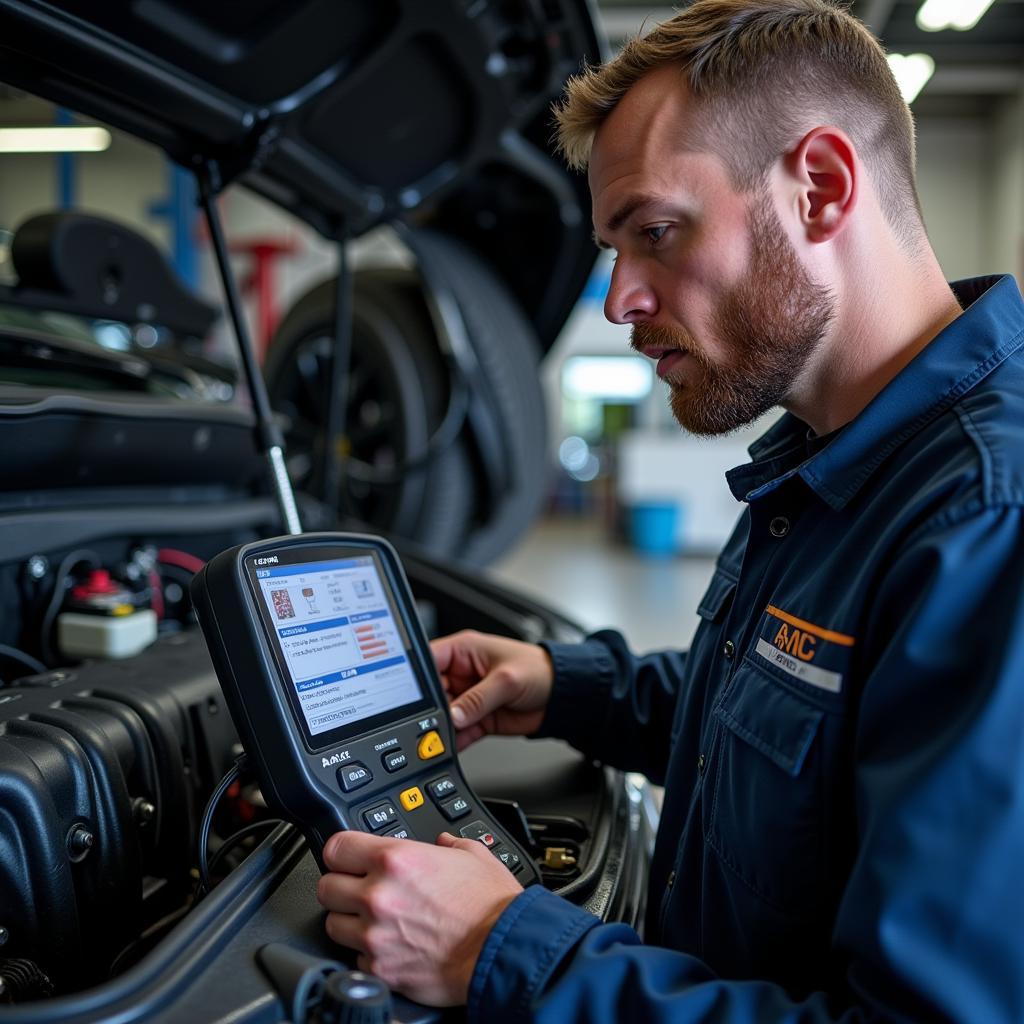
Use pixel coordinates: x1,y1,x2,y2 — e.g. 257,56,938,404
316,0,1024,1019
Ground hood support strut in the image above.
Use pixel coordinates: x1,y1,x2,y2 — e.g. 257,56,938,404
196,159,303,536
320,235,352,518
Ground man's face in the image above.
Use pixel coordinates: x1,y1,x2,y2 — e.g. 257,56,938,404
589,68,834,435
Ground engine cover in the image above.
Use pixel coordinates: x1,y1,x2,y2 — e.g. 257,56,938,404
0,631,237,991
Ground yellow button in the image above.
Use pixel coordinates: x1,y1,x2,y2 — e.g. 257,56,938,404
399,786,424,812
417,730,445,760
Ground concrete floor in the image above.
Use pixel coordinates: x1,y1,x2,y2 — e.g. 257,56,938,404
490,517,717,655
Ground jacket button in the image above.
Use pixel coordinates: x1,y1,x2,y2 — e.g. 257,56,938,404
769,516,790,538
666,869,675,889
697,753,706,774
722,639,735,659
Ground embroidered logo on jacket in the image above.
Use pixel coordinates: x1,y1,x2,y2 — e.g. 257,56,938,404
753,605,855,693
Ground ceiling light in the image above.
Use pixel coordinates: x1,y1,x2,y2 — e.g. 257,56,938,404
886,53,936,103
917,0,997,31
0,126,111,153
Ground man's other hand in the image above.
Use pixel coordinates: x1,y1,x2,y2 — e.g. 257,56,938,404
317,830,523,1006
430,630,554,751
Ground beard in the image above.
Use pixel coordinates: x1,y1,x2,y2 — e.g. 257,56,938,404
631,191,834,436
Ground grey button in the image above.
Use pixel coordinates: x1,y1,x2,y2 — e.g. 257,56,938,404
666,869,676,889
440,795,472,821
493,846,524,873
337,762,372,792
460,819,496,845
722,639,735,659
382,750,407,773
427,775,457,801
363,803,399,831
697,753,706,775
769,516,790,538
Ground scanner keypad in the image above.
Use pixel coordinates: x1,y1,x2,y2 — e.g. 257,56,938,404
335,718,531,881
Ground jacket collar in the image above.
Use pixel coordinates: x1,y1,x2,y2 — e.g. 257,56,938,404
727,275,1024,507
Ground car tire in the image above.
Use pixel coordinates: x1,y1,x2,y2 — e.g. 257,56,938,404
408,229,549,565
265,230,548,564
344,268,477,555
264,275,473,553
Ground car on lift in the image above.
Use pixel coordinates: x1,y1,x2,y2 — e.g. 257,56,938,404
0,2,656,1022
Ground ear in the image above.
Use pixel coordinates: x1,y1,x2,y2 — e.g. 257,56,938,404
787,127,858,244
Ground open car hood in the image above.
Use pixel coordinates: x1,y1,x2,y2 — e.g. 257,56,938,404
0,0,604,349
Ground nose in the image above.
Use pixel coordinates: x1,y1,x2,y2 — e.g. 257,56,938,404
603,257,658,325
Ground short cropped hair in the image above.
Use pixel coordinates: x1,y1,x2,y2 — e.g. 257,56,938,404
555,0,923,241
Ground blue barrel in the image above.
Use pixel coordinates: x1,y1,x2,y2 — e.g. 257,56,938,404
628,501,680,557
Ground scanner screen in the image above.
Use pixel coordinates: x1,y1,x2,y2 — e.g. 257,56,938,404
254,556,424,736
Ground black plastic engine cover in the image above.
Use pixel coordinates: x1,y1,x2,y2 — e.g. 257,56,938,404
0,633,234,990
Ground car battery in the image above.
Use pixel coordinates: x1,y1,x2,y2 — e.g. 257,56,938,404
56,568,157,659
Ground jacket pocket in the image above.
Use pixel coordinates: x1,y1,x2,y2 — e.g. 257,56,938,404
705,658,826,918
696,568,737,623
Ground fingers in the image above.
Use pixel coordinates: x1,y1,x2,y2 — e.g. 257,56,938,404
322,829,390,873
430,634,457,675
431,631,509,731
435,831,494,859
317,869,368,914
430,630,485,684
449,670,516,731
431,633,480,703
432,631,552,742
455,722,486,752
319,826,522,1002
324,911,367,952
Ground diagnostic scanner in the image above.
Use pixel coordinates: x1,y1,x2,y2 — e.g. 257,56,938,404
190,532,539,885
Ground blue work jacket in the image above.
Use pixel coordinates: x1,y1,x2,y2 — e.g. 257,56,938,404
468,275,1024,1023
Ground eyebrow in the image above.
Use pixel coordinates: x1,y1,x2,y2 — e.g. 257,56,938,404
592,195,670,249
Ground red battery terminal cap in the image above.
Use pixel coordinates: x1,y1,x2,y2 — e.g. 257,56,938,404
72,569,121,599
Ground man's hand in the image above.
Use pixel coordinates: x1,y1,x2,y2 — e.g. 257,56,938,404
316,830,523,1006
430,630,554,751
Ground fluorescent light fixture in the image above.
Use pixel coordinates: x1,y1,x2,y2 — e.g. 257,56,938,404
916,0,996,31
0,126,112,153
886,53,935,103
562,355,654,402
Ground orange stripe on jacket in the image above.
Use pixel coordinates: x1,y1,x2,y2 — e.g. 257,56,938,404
765,605,856,647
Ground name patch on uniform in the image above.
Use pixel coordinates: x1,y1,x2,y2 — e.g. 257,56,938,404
753,605,855,693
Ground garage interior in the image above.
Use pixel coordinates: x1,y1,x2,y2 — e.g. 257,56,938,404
0,0,1022,1018
2,1,1020,656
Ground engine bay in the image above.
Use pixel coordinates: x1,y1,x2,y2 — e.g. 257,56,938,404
0,522,651,1018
